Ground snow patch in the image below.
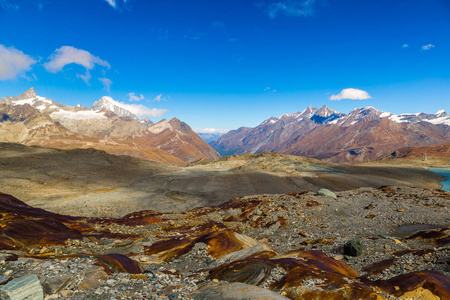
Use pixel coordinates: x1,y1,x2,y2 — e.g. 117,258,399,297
380,112,391,118
13,99,35,105
425,117,450,126
388,115,409,123
50,110,105,120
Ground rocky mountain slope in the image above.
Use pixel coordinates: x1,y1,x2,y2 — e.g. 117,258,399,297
0,88,220,166
212,105,450,163
0,186,448,299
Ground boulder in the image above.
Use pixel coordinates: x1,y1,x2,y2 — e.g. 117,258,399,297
43,275,75,295
343,239,363,257
317,188,337,198
189,282,289,300
0,274,43,300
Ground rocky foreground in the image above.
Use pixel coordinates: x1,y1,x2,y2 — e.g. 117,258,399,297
0,186,448,299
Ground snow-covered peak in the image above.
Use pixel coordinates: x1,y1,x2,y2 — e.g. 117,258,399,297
91,96,138,120
435,110,447,118
299,105,317,118
315,105,334,117
334,106,388,127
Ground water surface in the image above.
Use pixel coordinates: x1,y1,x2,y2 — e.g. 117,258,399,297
429,168,450,192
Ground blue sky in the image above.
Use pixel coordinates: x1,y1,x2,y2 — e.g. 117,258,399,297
1,0,449,132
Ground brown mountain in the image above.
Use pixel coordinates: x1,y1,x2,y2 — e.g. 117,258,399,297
0,89,220,166
378,144,450,160
212,106,450,163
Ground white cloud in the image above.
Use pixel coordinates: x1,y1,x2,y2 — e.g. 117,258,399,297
103,96,167,117
103,0,129,9
128,92,145,102
104,0,116,8
422,44,435,51
153,94,162,102
266,0,317,18
402,44,409,48
195,128,229,134
99,77,112,92
44,46,110,83
0,45,36,80
330,88,371,101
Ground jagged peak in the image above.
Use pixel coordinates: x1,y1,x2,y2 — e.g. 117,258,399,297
18,87,37,99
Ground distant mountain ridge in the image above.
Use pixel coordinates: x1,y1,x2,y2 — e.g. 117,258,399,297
91,96,139,120
211,105,450,163
0,88,220,166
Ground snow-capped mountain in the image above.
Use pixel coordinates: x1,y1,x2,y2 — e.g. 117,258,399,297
0,88,220,166
91,96,139,120
0,88,106,121
211,105,450,163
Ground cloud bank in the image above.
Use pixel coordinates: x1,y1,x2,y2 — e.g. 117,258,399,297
330,88,371,101
44,46,110,83
103,96,167,117
0,45,36,80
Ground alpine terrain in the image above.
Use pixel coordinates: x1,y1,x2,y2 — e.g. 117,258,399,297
211,105,450,163
0,88,220,166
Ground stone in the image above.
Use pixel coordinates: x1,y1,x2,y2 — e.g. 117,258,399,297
189,282,290,300
0,254,17,264
0,276,11,285
317,188,337,199
0,274,43,300
77,278,102,291
343,239,363,257
43,275,75,295
77,266,108,291
214,244,276,266
59,290,72,297
84,266,108,280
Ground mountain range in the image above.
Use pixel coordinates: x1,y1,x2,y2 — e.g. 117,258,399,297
211,105,450,163
0,88,219,166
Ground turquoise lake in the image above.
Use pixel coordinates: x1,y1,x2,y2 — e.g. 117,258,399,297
430,168,450,192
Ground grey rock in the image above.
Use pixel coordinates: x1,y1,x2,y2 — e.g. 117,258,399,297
343,239,363,257
43,275,75,295
0,254,17,264
317,188,337,198
0,277,10,286
0,274,43,300
189,282,289,300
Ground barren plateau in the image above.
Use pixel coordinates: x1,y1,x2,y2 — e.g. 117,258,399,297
0,142,446,217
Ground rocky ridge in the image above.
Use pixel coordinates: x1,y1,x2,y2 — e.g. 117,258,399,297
212,105,450,163
0,88,220,166
0,186,448,299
